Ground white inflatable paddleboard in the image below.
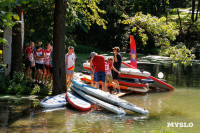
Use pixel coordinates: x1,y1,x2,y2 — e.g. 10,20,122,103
40,93,67,108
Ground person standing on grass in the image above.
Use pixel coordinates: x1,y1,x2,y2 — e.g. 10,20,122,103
105,58,120,93
34,45,45,83
65,46,76,90
42,43,52,84
50,47,53,82
25,42,35,79
112,46,122,93
90,52,106,91
34,41,42,51
90,57,95,87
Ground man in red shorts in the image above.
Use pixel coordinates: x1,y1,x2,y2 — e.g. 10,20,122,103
90,52,106,91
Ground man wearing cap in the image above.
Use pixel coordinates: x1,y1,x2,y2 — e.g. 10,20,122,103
90,52,106,92
112,46,122,93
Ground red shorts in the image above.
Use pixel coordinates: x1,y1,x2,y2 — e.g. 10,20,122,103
45,65,50,69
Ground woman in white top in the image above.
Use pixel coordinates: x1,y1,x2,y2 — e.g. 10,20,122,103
65,46,76,89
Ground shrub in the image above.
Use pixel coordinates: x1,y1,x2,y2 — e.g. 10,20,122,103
1,72,49,96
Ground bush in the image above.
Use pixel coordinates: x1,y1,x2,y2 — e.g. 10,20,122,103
0,74,9,94
1,72,49,96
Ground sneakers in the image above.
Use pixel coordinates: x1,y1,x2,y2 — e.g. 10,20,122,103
116,89,120,94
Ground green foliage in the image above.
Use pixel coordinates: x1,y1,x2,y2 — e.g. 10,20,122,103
0,72,49,96
122,12,196,65
23,0,54,46
67,0,107,30
0,0,24,44
122,12,179,46
0,74,9,94
161,44,195,65
73,44,102,54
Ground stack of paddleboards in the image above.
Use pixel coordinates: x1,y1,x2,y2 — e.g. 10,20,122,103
71,79,149,115
82,62,174,92
39,79,149,114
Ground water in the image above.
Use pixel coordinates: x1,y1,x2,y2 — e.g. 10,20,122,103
1,56,200,133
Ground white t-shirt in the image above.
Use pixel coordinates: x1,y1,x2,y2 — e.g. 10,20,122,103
105,62,112,75
65,53,76,70
34,49,45,64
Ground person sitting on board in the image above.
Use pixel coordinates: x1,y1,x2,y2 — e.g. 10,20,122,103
34,45,45,84
90,57,95,87
65,46,76,90
105,58,120,94
112,46,122,93
24,42,35,79
90,52,106,92
42,43,52,84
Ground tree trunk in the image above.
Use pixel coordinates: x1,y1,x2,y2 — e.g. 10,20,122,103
162,0,168,24
10,6,23,78
191,0,200,22
52,0,67,95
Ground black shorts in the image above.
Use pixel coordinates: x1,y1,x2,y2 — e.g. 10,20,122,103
112,71,119,79
35,63,44,70
25,60,32,67
50,67,53,74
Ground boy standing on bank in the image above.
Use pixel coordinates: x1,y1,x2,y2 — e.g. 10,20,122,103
65,46,76,89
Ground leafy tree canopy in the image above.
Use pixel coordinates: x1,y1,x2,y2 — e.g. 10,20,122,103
122,12,195,65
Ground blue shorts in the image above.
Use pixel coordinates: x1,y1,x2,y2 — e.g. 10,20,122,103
94,71,106,82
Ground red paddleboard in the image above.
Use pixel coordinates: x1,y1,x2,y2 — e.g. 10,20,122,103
81,76,148,93
118,80,147,88
66,89,91,111
149,76,174,91
119,74,148,79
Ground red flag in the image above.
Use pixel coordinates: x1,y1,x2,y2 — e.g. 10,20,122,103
130,35,137,68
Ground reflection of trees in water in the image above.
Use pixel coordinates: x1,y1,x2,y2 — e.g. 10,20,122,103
139,62,200,88
0,105,9,132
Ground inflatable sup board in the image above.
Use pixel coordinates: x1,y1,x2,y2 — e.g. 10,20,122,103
66,89,91,111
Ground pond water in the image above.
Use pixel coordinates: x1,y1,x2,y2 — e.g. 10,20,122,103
0,55,200,133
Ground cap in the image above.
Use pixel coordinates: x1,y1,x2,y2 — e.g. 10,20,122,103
112,46,120,52
90,52,96,57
